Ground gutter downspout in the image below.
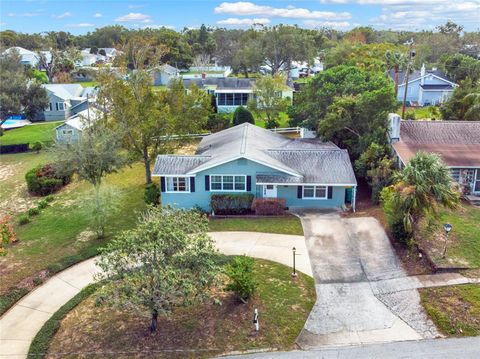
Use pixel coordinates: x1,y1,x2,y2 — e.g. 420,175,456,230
352,185,357,213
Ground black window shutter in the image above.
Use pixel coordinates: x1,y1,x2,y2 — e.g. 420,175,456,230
160,177,166,192
205,175,210,191
297,186,303,198
246,176,251,191
190,177,195,192
327,186,333,199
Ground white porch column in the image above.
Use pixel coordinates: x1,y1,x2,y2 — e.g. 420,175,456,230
352,185,357,212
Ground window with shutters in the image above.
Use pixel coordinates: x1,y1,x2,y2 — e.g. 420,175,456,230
166,177,190,193
303,185,327,199
210,175,246,192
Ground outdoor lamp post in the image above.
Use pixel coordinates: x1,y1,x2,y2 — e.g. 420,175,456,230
442,223,452,258
292,247,297,277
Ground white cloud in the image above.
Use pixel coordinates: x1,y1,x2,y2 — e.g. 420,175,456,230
214,2,351,20
93,13,102,18
116,12,152,22
54,11,72,19
217,17,271,26
67,23,95,28
7,12,41,17
128,4,144,9
303,20,351,28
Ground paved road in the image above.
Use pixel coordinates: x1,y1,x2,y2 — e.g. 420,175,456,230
0,231,310,359
292,210,438,348
222,337,480,359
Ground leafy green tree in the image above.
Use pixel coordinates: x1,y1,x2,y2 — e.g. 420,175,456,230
96,206,220,332
52,120,124,238
38,48,81,82
226,256,257,303
248,74,289,128
232,106,254,126
441,78,480,121
382,152,459,241
440,53,480,83
0,51,48,125
355,143,394,204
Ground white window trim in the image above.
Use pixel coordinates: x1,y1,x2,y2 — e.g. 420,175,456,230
57,102,65,111
210,174,247,192
165,176,191,193
303,185,328,200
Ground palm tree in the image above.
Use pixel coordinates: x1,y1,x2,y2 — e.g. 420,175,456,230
391,152,459,234
385,50,408,97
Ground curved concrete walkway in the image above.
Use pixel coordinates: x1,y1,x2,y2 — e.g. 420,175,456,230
0,231,309,359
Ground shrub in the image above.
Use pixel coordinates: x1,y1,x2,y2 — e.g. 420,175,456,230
45,195,55,203
226,256,257,303
18,214,30,225
233,106,255,126
31,142,42,153
0,216,17,256
211,193,254,215
380,187,409,243
37,199,49,209
207,113,231,132
25,164,73,196
144,183,160,205
28,207,40,216
251,198,286,215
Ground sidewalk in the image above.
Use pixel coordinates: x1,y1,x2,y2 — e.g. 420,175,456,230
0,231,310,359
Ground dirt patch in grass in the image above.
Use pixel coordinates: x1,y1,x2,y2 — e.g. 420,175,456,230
420,284,480,337
46,259,315,358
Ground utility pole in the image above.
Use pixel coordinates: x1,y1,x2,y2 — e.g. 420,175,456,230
401,39,415,119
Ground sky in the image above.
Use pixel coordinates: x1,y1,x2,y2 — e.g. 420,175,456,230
0,0,479,35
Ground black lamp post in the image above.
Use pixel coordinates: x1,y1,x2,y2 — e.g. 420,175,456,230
442,223,452,258
292,247,297,277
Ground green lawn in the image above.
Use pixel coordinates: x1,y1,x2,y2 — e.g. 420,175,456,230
397,106,442,120
0,156,146,293
0,121,62,146
420,284,480,336
43,258,315,357
254,112,290,129
419,204,480,268
209,215,304,236
76,81,99,88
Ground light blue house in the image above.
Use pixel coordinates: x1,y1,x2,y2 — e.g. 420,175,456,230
390,64,457,107
152,123,357,212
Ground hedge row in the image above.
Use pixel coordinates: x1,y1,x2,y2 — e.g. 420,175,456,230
211,193,254,215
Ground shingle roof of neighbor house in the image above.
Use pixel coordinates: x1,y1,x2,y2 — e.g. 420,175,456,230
388,68,454,85
393,120,480,167
153,123,357,185
183,77,255,90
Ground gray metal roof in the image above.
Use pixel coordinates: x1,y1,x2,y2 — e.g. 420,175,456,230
153,123,357,185
183,77,255,90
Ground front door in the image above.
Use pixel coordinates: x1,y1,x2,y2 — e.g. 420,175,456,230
263,185,277,198
474,170,480,193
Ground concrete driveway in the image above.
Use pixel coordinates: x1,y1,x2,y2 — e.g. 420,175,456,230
292,210,438,348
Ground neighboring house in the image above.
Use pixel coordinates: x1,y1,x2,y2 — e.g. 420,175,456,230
55,107,99,143
40,84,96,121
182,77,294,113
390,64,456,106
77,50,101,67
152,64,179,86
81,48,119,63
153,123,357,211
389,114,480,194
2,47,51,67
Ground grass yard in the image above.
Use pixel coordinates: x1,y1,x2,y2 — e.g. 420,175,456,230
44,258,315,358
418,203,480,268
209,216,304,236
76,81,99,88
397,106,442,120
0,121,62,146
420,284,480,337
0,155,146,294
254,112,290,129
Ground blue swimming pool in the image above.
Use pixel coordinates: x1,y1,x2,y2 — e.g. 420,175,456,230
2,120,23,125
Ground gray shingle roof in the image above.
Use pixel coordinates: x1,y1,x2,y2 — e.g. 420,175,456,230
183,77,255,90
388,68,453,85
153,123,357,185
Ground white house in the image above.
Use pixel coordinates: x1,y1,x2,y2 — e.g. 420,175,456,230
151,64,179,86
40,84,96,121
2,47,51,67
55,108,99,143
